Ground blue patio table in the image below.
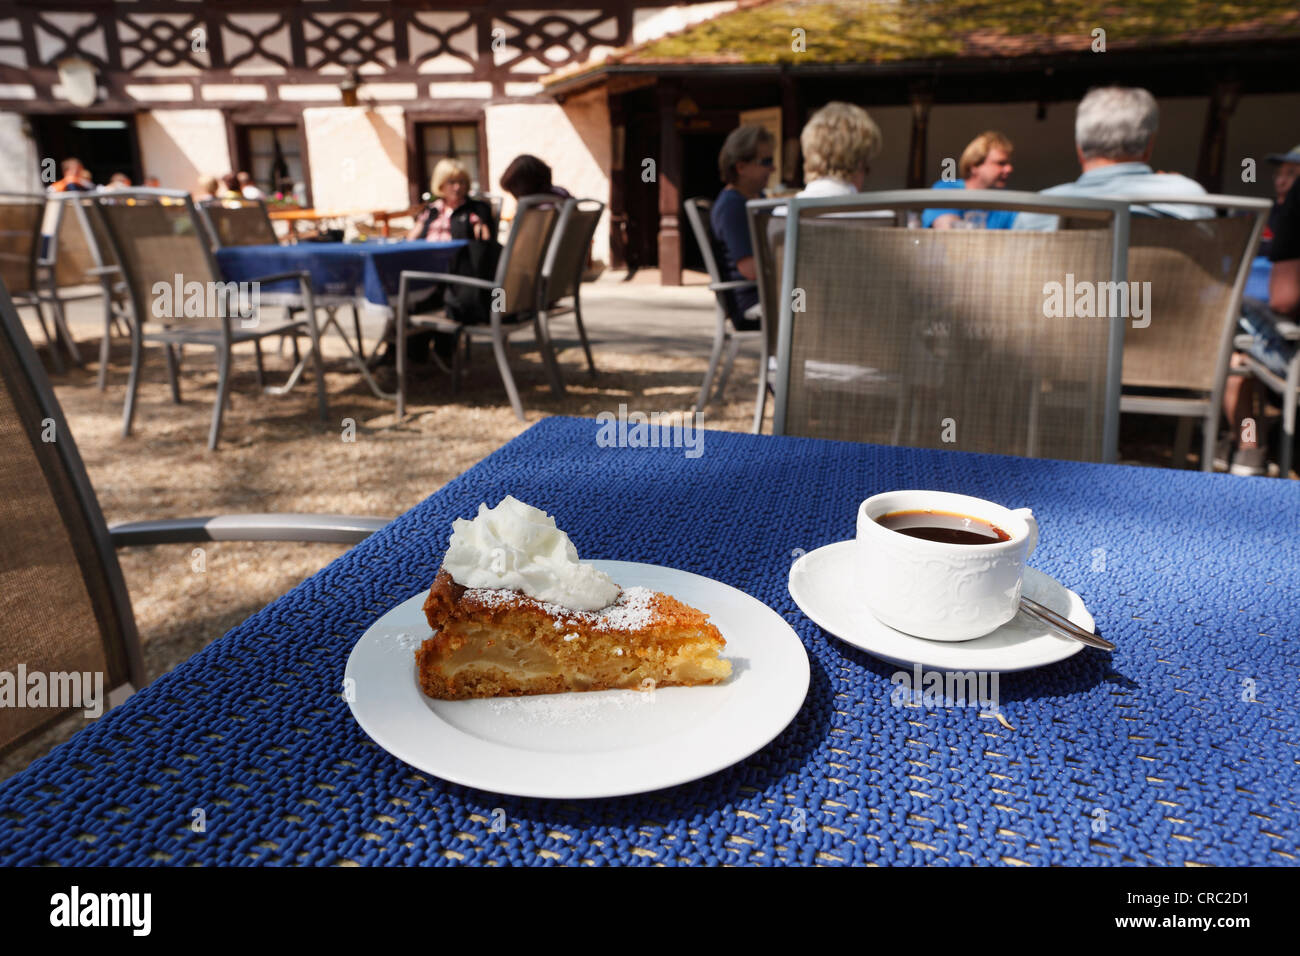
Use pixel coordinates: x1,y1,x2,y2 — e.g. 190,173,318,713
215,238,466,399
1,417,1297,866
215,239,465,313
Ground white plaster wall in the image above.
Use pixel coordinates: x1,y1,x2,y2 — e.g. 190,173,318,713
303,106,409,212
0,111,43,192
136,110,231,194
485,87,611,262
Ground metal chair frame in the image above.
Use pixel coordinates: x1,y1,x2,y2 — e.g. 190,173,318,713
394,194,563,421
90,188,328,450
0,278,388,755
683,196,764,414
536,197,604,381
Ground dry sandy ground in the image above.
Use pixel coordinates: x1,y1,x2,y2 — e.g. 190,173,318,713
2,281,1284,782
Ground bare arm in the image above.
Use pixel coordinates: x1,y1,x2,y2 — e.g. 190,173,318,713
1270,258,1300,318
736,256,756,281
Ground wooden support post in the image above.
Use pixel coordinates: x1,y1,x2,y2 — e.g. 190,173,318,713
1195,80,1241,195
780,71,802,189
907,90,933,189
657,82,683,286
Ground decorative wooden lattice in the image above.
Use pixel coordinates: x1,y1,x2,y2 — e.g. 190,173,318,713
0,3,635,91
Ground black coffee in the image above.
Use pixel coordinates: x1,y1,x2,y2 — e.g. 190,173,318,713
877,509,1011,545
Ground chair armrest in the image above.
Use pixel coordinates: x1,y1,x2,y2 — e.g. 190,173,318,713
244,270,311,286
86,266,120,277
709,279,756,293
398,270,495,292
1278,321,1300,340
109,514,392,547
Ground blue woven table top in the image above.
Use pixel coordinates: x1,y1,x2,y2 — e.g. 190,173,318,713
216,239,464,306
2,416,1298,866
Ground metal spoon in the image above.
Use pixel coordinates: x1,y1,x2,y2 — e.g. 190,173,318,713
1020,595,1115,651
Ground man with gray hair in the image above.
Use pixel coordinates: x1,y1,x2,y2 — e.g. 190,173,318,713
1014,86,1213,230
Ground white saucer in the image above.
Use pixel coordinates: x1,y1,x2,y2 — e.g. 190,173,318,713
788,540,1095,672
346,560,810,799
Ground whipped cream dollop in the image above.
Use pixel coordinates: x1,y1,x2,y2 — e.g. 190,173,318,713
443,496,620,611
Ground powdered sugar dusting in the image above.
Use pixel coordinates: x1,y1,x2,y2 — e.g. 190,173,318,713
461,584,656,633
484,689,656,725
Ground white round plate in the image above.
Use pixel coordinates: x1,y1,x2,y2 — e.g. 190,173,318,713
788,540,1094,672
345,560,810,800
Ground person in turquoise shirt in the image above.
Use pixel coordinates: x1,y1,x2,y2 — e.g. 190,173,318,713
921,131,1017,229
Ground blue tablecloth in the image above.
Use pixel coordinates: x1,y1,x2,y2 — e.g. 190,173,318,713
215,239,465,308
2,417,1297,866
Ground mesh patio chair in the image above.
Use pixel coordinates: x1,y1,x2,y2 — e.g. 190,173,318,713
773,190,1131,463
536,197,604,380
1100,196,1269,471
196,197,280,249
46,192,134,390
0,277,389,755
0,192,66,372
394,194,563,420
1234,307,1300,478
683,197,764,413
745,197,789,433
90,189,327,450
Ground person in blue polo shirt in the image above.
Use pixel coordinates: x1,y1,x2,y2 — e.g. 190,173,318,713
709,125,775,330
922,132,1017,229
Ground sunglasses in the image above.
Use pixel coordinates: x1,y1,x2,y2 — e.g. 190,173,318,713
749,156,775,168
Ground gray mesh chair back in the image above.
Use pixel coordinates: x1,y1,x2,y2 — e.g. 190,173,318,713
542,198,603,306
197,197,279,248
774,190,1131,463
1118,198,1267,392
0,193,43,297
496,194,561,316
683,198,729,299
93,191,225,331
746,198,787,362
43,198,97,288
0,278,144,754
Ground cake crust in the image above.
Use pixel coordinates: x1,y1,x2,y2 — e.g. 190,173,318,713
418,568,730,700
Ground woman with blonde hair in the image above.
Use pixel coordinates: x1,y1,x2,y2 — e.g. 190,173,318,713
408,158,493,241
799,101,883,197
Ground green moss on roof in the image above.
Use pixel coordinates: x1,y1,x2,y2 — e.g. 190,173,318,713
634,0,1300,65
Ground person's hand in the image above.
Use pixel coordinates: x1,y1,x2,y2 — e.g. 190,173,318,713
472,220,492,241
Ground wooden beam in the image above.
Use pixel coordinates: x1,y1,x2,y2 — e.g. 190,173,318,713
657,82,683,286
1194,79,1241,194
907,89,933,189
780,69,802,188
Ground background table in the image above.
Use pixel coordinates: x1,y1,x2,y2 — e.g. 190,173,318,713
215,239,464,313
1,417,1297,865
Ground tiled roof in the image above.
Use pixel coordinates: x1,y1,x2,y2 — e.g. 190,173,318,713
545,0,1300,88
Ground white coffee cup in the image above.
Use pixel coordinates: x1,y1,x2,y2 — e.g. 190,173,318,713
856,490,1038,642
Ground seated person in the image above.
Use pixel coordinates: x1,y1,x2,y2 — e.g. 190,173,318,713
1261,144,1300,257
797,101,882,198
409,159,493,241
1227,176,1300,474
499,154,571,205
1013,86,1214,230
923,132,1016,229
710,124,774,330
